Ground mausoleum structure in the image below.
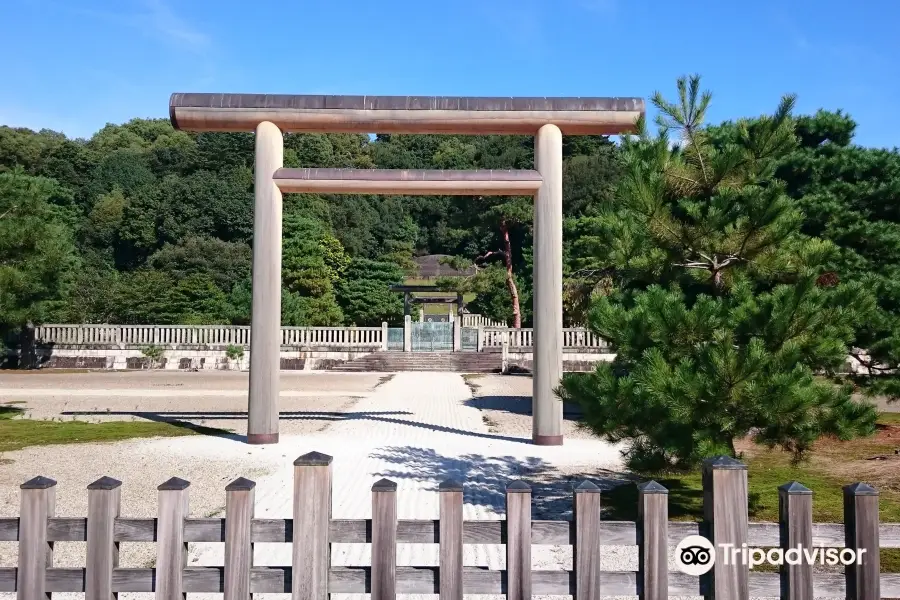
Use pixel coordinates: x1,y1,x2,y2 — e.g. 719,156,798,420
169,93,644,445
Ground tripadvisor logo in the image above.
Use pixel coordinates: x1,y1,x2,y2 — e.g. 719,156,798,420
675,535,867,576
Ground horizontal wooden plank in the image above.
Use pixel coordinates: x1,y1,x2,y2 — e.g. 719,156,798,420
0,518,17,541
114,518,156,541
3,516,900,548
1,566,899,596
47,517,86,541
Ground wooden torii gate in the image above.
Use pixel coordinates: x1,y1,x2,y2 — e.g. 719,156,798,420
169,93,644,446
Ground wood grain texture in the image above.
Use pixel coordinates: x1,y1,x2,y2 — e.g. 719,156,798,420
155,478,189,600
844,483,880,600
703,457,749,600
779,482,813,600
86,477,121,600
292,456,332,600
2,566,900,596
8,516,899,546
168,94,645,135
575,482,602,600
438,481,463,600
17,477,56,600
371,479,397,600
506,482,532,600
224,478,254,600
638,481,668,600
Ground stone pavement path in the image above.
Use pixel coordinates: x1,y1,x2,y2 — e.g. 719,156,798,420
141,372,629,599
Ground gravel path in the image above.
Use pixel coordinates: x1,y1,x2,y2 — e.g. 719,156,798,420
0,371,712,600
463,373,599,440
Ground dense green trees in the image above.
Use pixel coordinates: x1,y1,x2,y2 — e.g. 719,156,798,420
559,77,880,470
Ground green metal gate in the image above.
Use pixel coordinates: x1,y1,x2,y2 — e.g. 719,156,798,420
411,321,453,351
461,327,478,351
386,327,404,350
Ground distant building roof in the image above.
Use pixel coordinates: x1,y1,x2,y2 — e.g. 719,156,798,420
414,254,476,278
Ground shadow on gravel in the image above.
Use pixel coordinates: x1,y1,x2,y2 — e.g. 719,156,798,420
464,395,585,419
369,446,634,519
61,409,534,445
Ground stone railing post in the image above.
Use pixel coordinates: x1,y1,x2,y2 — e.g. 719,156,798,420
453,318,461,352
403,315,412,352
381,322,389,351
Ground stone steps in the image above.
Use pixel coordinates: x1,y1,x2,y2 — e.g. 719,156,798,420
329,351,501,373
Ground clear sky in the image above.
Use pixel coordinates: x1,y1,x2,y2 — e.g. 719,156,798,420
2,0,897,148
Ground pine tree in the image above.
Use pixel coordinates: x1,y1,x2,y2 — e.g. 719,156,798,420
559,76,878,470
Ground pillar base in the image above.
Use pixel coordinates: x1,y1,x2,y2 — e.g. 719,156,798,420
247,433,279,445
533,434,563,446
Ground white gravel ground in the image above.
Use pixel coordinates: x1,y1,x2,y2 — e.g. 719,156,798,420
0,371,798,600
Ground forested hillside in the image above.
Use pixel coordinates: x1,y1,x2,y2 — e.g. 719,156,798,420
0,120,618,332
2,102,900,393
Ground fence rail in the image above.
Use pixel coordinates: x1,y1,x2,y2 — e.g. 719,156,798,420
482,327,611,349
34,324,385,348
461,314,507,328
0,454,894,599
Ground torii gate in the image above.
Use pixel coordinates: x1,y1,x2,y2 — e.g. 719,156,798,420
168,93,644,445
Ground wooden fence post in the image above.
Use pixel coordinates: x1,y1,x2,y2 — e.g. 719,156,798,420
702,456,748,600
372,479,398,600
575,481,602,600
156,477,190,600
225,477,255,600
17,476,56,600
506,481,531,600
86,476,122,600
637,480,668,600
293,452,332,600
844,483,880,600
439,479,464,600
778,482,813,600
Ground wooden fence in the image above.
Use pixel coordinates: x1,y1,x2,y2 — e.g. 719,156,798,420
0,454,897,599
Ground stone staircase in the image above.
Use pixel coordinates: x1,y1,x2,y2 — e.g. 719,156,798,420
328,351,501,373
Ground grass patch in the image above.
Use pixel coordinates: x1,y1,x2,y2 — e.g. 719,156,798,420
0,405,230,453
599,412,900,572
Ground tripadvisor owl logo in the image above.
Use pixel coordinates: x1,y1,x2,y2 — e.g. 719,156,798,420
675,535,716,575
675,535,868,575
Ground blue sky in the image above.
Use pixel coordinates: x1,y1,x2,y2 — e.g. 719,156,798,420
2,0,898,148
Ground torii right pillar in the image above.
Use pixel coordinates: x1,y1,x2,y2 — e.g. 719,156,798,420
533,124,564,445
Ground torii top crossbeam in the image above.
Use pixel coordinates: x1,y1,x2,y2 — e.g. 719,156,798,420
169,93,644,135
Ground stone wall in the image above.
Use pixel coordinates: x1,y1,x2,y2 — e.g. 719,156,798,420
3,345,374,371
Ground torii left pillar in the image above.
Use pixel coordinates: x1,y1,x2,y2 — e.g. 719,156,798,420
248,121,283,444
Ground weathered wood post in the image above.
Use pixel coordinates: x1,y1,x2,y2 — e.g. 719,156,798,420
703,456,749,600
439,479,464,600
293,452,333,600
506,481,532,600
844,483,880,600
156,477,190,600
224,477,255,600
372,478,398,600
575,481,602,600
86,476,122,600
17,476,56,600
778,481,813,600
637,480,668,600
